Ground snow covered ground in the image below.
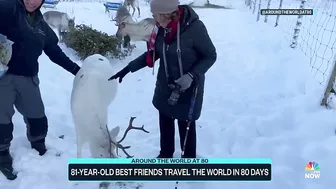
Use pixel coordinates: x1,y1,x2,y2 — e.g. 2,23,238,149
1,1,335,189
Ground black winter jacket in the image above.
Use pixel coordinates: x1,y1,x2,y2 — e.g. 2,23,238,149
0,0,80,77
128,5,217,121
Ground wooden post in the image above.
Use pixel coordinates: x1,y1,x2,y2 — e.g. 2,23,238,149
321,56,336,107
264,0,272,23
275,0,283,27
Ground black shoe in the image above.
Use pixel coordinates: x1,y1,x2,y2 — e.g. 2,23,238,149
0,149,17,180
156,154,173,158
31,139,47,156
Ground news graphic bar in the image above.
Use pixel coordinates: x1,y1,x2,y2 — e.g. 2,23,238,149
260,9,313,15
68,158,272,181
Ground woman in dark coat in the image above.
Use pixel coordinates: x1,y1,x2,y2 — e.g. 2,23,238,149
109,0,217,158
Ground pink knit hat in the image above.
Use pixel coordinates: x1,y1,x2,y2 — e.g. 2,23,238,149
150,0,179,14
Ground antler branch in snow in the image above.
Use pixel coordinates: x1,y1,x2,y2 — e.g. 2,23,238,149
111,117,149,158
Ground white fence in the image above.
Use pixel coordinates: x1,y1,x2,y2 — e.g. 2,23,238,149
245,0,336,107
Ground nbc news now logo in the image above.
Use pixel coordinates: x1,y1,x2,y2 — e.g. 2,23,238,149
304,161,320,179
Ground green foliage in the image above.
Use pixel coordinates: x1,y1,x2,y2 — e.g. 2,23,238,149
62,24,135,60
0,43,6,63
0,42,10,65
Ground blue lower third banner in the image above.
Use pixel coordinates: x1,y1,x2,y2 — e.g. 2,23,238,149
68,158,272,181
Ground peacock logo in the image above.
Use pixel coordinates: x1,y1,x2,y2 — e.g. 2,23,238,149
305,161,320,171
304,161,320,179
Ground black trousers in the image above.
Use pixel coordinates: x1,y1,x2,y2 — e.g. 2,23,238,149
159,112,196,158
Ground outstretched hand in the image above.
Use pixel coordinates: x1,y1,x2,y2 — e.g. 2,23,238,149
108,66,130,83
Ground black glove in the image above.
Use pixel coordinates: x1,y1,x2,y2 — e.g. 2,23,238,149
108,66,130,83
72,65,81,76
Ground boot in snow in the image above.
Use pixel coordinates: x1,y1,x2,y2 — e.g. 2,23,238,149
0,149,17,180
156,154,173,158
31,138,47,156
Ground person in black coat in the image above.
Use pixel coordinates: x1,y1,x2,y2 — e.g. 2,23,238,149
0,0,80,180
109,0,216,158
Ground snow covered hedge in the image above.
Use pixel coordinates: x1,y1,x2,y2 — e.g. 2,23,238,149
61,24,133,60
0,39,12,65
0,43,8,64
188,0,230,9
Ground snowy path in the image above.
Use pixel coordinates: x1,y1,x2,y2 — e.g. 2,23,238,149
0,2,335,189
